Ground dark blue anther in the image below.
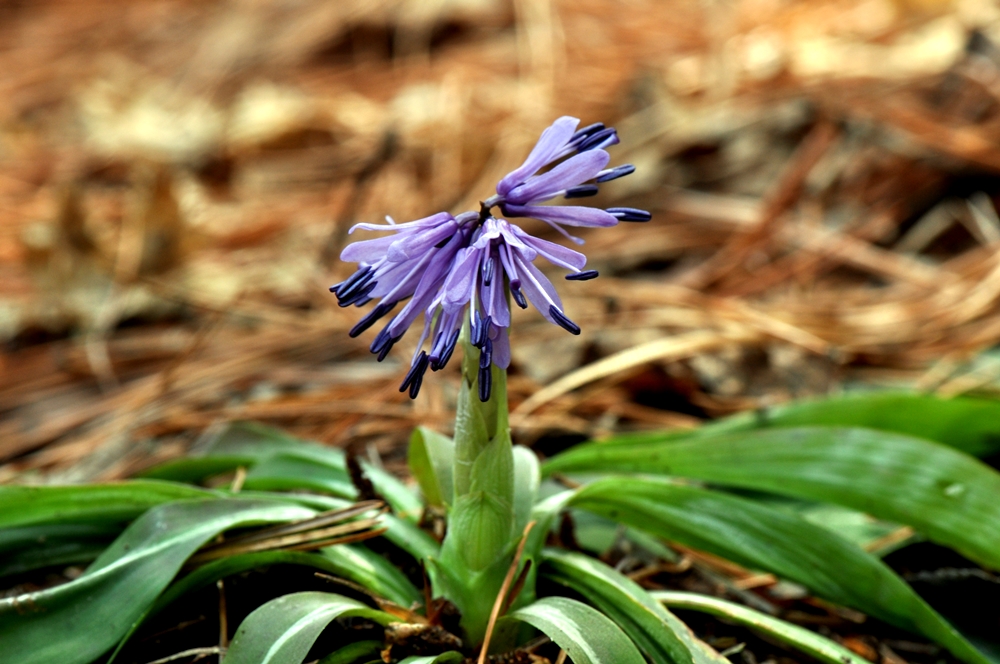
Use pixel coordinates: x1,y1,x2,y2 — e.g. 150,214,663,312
549,305,581,335
607,207,651,222
478,365,492,402
577,127,618,152
570,123,605,144
479,338,493,369
377,337,397,362
482,255,495,286
475,315,492,347
511,286,528,309
564,185,599,199
399,351,429,398
334,265,372,301
354,297,372,307
595,164,635,183
349,301,397,338
566,270,599,281
438,328,461,370
337,280,377,307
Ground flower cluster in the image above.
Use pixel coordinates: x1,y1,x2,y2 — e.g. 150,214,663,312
332,116,649,401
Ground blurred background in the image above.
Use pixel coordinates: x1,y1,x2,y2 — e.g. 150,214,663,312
4,0,1000,482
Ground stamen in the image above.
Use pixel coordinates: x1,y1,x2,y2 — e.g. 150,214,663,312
595,164,635,183
607,207,651,222
338,280,377,307
479,338,493,369
477,315,493,347
511,286,528,309
577,127,618,152
565,270,599,281
377,337,398,362
570,122,605,144
549,305,581,335
431,328,461,371
478,365,492,402
399,351,429,397
334,265,372,296
564,185,599,199
349,301,397,338
482,255,495,286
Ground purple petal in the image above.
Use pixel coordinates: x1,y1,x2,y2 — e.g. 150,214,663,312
387,218,458,262
496,117,579,196
511,225,587,270
512,251,562,324
340,234,397,263
442,246,482,307
505,149,610,205
504,204,618,228
489,326,511,369
348,211,453,234
485,268,510,327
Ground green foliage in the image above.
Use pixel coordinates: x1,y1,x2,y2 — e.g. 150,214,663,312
0,499,315,664
545,426,1000,569
541,549,723,664
224,591,396,664
567,477,991,664
409,426,456,507
652,591,870,664
4,392,999,664
507,596,647,664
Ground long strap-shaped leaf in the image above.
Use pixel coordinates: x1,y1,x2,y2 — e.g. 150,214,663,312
142,421,424,519
545,427,1000,570
0,498,315,664
567,477,990,664
652,591,869,664
110,546,419,663
0,480,213,530
541,549,726,664
507,596,646,664
581,393,1000,457
224,591,396,664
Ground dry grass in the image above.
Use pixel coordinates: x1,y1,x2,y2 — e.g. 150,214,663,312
4,0,1000,481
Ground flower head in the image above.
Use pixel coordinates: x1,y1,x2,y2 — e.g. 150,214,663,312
334,116,649,400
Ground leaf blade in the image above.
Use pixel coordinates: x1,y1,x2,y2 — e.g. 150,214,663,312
652,591,870,664
546,427,1000,569
508,596,646,664
568,477,990,664
225,591,396,664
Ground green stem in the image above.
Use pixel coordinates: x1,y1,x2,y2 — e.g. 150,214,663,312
430,332,517,645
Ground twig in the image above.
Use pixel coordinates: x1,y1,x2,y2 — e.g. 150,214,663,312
478,521,536,664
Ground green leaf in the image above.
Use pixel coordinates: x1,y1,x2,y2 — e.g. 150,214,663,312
584,392,1000,457
320,544,422,607
545,427,1000,570
244,453,356,498
396,654,464,664
0,498,315,664
512,446,540,535
0,523,121,577
317,640,382,664
652,591,869,664
568,477,990,664
224,591,396,664
507,596,646,664
0,480,213,530
542,549,725,664
143,421,423,519
442,430,515,572
409,427,455,507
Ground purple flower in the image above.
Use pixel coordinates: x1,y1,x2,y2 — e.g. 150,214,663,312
492,117,649,243
334,116,649,400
